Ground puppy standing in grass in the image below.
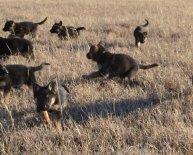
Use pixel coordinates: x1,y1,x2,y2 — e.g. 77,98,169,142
3,17,47,38
0,37,34,59
83,42,158,86
33,80,70,132
134,19,149,47
0,63,50,103
50,21,86,40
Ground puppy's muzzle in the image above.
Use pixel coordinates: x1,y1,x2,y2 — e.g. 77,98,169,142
86,53,91,59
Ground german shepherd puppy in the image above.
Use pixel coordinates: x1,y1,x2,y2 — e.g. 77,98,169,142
3,17,47,38
84,42,158,85
134,19,149,47
0,63,50,103
33,80,70,132
0,37,34,59
50,21,85,40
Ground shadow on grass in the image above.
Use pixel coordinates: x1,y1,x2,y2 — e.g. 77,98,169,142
64,89,192,124
64,95,160,123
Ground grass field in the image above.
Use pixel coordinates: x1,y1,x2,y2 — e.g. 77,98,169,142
0,0,193,154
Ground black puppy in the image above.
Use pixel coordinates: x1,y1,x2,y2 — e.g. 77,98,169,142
33,80,69,132
134,19,149,47
0,63,50,103
0,37,34,59
3,17,47,38
50,21,85,40
84,42,158,85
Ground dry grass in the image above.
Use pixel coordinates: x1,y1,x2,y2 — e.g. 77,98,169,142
0,0,193,154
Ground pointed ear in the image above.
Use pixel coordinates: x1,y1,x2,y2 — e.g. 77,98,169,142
33,83,41,98
59,21,62,26
48,81,57,92
97,41,105,48
62,84,70,93
143,32,147,36
88,43,93,47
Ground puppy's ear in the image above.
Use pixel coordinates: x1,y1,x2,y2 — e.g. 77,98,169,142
88,43,93,47
33,83,41,98
48,81,57,92
59,21,62,26
62,84,70,93
143,32,147,36
97,41,105,48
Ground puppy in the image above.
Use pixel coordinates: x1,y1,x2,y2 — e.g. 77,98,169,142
0,37,34,59
134,19,149,47
84,42,158,85
3,17,47,38
0,63,50,103
50,21,85,40
33,80,70,132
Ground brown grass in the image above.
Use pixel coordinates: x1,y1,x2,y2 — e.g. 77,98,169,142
0,0,193,154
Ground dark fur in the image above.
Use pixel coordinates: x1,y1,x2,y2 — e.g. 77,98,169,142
0,37,34,59
84,42,158,85
134,19,149,47
50,21,85,40
33,80,69,131
0,63,50,101
3,17,47,38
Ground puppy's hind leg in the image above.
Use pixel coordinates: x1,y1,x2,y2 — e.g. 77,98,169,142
3,87,11,104
124,66,139,87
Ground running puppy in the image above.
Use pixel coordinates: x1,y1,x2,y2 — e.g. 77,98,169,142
0,63,50,103
84,42,158,85
134,19,149,47
50,21,85,40
3,17,47,38
33,80,70,132
0,37,34,59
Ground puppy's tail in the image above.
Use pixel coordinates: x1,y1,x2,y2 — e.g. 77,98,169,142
77,27,86,32
142,19,149,27
30,63,50,72
139,63,158,70
36,17,48,25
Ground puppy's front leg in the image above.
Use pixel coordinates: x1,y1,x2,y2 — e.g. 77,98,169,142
40,111,51,127
83,71,103,79
54,111,62,133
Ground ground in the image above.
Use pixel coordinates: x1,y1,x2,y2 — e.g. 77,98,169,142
0,0,193,154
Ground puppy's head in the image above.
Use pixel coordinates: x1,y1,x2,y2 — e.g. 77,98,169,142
50,21,62,33
138,32,147,44
0,65,9,87
0,65,8,77
86,42,106,61
33,81,58,112
3,20,15,32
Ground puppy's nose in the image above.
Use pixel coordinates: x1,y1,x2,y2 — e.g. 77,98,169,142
86,53,91,59
44,104,49,110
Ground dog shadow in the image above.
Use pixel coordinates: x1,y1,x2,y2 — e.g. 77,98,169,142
64,89,192,124
64,95,160,123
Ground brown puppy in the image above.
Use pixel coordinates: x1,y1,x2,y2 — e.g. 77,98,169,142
50,21,85,40
134,19,149,47
84,42,158,85
3,17,47,38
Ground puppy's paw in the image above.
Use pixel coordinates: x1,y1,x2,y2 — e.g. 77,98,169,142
82,75,89,79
